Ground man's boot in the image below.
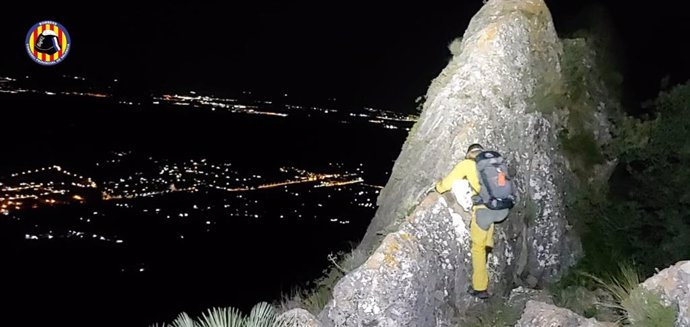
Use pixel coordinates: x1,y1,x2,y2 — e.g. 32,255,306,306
468,289,490,299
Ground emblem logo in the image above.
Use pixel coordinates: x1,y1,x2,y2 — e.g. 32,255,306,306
26,21,71,65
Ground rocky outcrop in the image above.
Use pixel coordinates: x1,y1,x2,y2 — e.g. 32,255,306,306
506,286,555,310
316,0,616,325
455,286,555,326
509,261,689,327
357,0,599,290
515,301,614,327
641,261,690,327
319,194,468,326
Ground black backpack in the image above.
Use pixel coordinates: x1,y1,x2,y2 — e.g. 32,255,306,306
475,151,515,210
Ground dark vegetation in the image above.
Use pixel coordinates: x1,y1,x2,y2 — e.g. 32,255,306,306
551,5,687,323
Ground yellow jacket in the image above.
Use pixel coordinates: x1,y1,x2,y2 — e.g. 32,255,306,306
435,159,480,195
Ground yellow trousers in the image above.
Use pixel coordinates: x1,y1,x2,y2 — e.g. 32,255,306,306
470,207,494,291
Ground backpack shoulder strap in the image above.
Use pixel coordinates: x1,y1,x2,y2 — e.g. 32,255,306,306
479,163,496,199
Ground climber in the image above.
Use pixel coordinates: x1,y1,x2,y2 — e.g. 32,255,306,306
434,143,513,299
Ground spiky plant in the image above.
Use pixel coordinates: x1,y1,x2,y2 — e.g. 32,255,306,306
301,287,332,316
170,312,195,327
197,307,245,327
151,302,283,327
245,302,276,327
583,264,640,316
584,264,677,326
623,287,676,327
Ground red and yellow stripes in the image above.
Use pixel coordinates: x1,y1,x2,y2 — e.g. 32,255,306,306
29,23,66,62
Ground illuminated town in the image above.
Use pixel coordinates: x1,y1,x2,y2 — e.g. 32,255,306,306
1,68,408,327
0,72,398,287
1,151,382,245
1,165,97,215
0,75,417,130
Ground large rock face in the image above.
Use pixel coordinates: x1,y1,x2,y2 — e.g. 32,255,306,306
360,0,585,289
317,0,615,326
515,301,614,327
320,194,466,326
641,261,690,327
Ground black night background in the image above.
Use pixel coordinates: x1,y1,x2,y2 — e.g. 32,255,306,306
1,1,689,326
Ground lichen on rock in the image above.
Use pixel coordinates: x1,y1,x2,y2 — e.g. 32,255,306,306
316,0,617,325
640,261,690,327
515,300,615,327
320,193,466,326
358,0,598,292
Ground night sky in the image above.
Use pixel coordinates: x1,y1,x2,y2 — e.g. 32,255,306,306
2,2,690,326
1,1,689,111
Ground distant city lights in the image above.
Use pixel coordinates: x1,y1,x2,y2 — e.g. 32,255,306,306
1,74,417,128
2,154,382,232
0,75,397,244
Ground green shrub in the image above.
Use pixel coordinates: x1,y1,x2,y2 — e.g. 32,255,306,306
583,264,677,326
276,246,367,315
457,296,522,327
586,81,690,276
560,130,605,179
552,285,599,318
558,77,690,278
